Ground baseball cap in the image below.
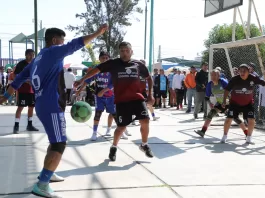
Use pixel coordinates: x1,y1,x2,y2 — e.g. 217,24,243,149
239,64,249,70
190,66,196,69
173,67,177,70
99,51,110,58
215,67,222,71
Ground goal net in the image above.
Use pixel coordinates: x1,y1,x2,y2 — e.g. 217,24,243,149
208,36,265,129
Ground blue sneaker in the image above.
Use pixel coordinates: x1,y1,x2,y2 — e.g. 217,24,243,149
31,183,61,198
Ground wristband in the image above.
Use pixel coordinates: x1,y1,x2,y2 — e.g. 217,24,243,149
3,92,11,99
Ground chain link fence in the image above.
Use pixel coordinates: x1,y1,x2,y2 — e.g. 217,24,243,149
209,41,265,129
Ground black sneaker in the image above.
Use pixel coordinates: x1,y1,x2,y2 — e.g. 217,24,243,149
194,130,205,138
13,126,19,134
194,114,198,119
139,144,154,158
186,110,191,113
27,125,39,131
109,147,117,161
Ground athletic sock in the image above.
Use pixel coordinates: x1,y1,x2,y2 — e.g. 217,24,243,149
111,145,117,148
151,113,155,117
142,142,148,146
28,117,33,126
244,130,248,136
93,125,98,133
15,118,20,127
38,168,54,185
202,126,207,133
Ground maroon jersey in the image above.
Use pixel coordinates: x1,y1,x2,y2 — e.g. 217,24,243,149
225,74,265,106
97,58,150,103
14,60,34,94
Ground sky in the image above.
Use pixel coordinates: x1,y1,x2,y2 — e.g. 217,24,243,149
0,0,264,65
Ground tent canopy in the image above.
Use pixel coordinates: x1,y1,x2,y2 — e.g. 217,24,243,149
161,57,189,63
27,28,46,39
9,33,27,43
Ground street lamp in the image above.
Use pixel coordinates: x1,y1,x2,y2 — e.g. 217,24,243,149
144,0,149,60
34,0,38,54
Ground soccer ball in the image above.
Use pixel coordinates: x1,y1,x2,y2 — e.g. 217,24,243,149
71,101,92,123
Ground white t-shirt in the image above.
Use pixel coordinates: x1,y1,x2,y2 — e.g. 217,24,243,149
172,74,185,90
64,71,76,89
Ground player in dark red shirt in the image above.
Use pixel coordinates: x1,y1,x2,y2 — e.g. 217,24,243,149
222,64,265,144
13,49,39,134
75,42,155,161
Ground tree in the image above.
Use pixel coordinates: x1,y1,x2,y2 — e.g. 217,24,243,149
202,23,263,63
67,0,142,59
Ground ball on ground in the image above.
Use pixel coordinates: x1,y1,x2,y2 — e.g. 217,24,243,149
70,101,92,123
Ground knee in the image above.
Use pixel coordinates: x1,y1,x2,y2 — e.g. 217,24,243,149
140,118,149,125
115,126,126,134
207,109,217,120
94,111,103,121
50,142,66,154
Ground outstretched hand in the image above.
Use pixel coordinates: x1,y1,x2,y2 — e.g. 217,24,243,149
97,24,108,35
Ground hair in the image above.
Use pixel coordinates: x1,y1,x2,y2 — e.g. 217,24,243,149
99,51,110,59
140,59,146,65
119,41,132,49
25,49,34,56
212,69,220,75
45,28,66,44
67,68,72,72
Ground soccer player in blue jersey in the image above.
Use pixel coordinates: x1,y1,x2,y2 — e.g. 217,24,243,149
0,24,108,198
77,51,131,141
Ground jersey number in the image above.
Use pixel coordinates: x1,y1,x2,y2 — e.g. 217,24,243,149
32,66,40,90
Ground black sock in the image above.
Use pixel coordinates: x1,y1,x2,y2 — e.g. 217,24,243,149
15,122,19,127
28,120,32,126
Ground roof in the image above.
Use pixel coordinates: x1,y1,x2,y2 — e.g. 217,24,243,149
9,33,27,43
27,28,46,39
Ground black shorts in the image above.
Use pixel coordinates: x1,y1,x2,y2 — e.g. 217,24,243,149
155,90,167,99
214,103,229,113
227,103,254,119
17,93,35,107
116,100,150,126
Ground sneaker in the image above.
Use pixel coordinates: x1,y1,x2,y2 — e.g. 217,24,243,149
120,133,128,140
90,133,97,141
194,130,205,138
246,136,253,144
163,105,166,108
105,129,111,136
153,116,160,121
109,146,117,161
220,135,227,143
194,114,198,119
139,144,154,158
37,173,64,183
13,125,19,134
31,183,61,198
27,125,39,131
124,130,132,136
186,110,191,113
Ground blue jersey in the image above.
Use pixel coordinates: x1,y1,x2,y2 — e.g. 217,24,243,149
85,72,113,97
11,37,85,112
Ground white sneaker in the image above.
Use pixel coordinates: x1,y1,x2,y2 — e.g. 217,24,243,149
50,173,64,182
220,135,227,143
90,133,97,141
124,130,132,136
153,116,160,121
120,133,128,140
246,136,253,144
105,129,111,136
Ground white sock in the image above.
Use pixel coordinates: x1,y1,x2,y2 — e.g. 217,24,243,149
142,142,148,146
28,117,33,121
111,145,117,148
15,118,20,122
107,127,111,131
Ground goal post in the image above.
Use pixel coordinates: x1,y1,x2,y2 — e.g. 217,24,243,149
208,35,265,128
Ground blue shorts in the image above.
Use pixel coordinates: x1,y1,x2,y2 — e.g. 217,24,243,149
37,111,67,143
95,96,116,114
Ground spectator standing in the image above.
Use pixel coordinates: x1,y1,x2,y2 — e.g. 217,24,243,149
184,66,197,113
172,69,185,110
64,68,76,104
154,69,168,108
167,68,177,107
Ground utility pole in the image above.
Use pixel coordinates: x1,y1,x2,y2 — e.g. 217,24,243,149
144,0,149,60
34,0,38,54
40,20,43,49
148,0,154,72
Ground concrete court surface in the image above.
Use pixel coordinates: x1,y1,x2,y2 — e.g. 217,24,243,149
0,105,265,198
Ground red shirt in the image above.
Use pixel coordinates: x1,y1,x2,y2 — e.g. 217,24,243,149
97,58,150,103
14,60,34,93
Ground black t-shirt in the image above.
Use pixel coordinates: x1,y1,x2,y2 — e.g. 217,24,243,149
225,74,265,106
97,58,150,103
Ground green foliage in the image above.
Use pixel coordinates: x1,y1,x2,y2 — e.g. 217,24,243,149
202,23,263,62
67,0,142,58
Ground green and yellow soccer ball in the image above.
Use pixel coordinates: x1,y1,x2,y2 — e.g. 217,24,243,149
70,101,92,123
